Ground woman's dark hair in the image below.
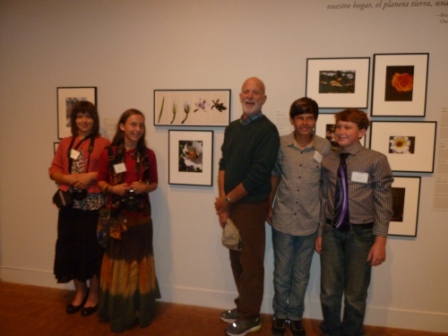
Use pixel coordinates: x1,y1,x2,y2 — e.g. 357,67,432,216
70,101,100,137
289,97,319,120
112,109,147,150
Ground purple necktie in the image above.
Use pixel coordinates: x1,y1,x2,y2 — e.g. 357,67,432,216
333,153,350,231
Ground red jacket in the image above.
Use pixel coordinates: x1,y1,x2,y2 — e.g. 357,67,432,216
49,135,111,193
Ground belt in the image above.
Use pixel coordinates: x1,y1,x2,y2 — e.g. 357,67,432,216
326,218,373,230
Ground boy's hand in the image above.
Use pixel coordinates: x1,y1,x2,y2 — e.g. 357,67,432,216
315,237,322,254
367,236,387,266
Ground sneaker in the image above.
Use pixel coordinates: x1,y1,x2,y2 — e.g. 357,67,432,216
225,317,261,336
220,308,239,323
271,317,287,336
290,319,306,336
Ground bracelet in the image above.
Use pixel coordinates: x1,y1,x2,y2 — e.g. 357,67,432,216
102,183,109,192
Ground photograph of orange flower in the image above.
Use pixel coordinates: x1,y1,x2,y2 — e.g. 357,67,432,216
385,66,414,101
371,53,428,117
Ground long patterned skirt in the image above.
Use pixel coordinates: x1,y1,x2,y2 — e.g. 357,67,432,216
98,215,160,333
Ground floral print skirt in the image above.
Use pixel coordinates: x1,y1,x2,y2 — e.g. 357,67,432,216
98,214,160,333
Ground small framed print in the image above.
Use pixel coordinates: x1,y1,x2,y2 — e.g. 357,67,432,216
369,121,437,173
315,113,366,151
371,53,429,117
388,176,421,237
305,57,370,109
53,142,60,154
154,89,231,127
57,87,97,139
168,130,214,186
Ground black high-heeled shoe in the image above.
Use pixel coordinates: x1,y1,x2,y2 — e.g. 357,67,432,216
66,289,89,314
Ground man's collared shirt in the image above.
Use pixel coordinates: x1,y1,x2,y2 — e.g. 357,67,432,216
272,133,331,236
319,142,394,237
240,111,262,125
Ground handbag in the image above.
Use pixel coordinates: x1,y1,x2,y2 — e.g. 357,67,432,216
222,218,242,251
52,189,73,208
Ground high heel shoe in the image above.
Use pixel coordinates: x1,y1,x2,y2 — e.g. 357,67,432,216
66,289,89,314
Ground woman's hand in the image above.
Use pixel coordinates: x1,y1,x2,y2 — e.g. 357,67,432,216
110,183,130,197
129,181,147,194
72,172,96,189
129,181,158,194
50,172,77,186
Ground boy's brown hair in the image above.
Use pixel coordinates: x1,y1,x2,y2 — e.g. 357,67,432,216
335,109,370,130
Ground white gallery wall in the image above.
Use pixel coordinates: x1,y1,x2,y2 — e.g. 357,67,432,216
1,0,447,332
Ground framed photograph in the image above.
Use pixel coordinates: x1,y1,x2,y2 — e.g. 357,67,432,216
154,89,231,127
168,130,214,186
53,142,60,154
371,53,429,117
388,176,421,237
57,87,97,139
315,113,366,151
369,121,437,173
305,57,370,109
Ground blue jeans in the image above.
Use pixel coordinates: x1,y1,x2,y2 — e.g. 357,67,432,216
320,223,374,336
272,228,317,320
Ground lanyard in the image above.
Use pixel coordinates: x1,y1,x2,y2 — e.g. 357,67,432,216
67,135,95,174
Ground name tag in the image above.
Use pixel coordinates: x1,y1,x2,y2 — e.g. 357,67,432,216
351,171,368,183
70,149,80,160
114,163,127,174
313,151,323,163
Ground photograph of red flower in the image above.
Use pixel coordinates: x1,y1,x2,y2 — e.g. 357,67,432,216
371,53,428,117
385,66,414,101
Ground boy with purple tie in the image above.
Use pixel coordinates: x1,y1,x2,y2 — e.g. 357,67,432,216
315,109,393,336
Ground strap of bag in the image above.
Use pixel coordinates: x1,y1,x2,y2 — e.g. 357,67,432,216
67,135,96,174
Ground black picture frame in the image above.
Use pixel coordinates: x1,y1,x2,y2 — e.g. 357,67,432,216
154,89,231,127
371,53,429,117
369,121,437,173
389,176,421,237
305,57,370,109
168,130,214,186
57,87,97,139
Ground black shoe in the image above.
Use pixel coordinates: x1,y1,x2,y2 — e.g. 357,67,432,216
81,304,98,317
271,317,287,336
290,319,306,336
66,289,89,314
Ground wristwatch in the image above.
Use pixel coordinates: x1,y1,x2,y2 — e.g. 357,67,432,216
225,196,231,204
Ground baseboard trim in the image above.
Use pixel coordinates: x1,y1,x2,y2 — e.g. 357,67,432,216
158,284,448,333
0,266,72,290
2,267,447,333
